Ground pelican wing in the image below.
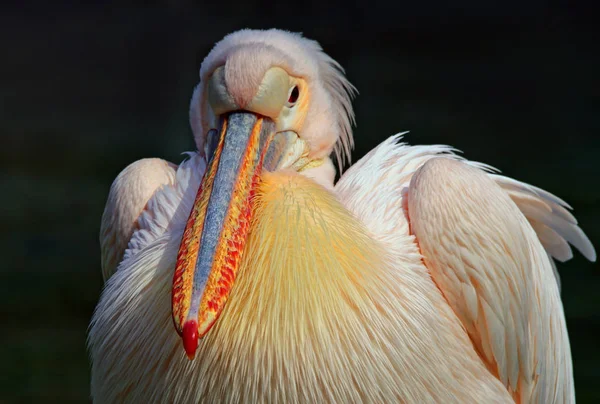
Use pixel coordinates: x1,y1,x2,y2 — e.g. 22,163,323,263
100,158,178,280
407,157,593,404
99,155,206,281
100,154,207,281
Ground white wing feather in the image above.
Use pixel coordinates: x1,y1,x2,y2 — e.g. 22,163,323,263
99,154,206,281
337,134,594,403
407,157,583,403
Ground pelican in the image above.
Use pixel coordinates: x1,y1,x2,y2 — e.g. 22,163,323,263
89,29,596,403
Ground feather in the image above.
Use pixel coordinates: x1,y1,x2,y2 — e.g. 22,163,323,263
407,157,575,403
99,158,177,280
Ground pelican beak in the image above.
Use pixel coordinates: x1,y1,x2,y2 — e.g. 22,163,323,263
171,64,296,359
171,112,276,360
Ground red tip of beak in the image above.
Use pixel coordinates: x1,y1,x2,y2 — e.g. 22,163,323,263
182,320,199,360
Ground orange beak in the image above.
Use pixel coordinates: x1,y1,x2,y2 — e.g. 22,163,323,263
171,112,276,359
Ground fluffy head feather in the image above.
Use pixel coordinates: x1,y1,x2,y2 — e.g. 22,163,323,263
189,29,357,170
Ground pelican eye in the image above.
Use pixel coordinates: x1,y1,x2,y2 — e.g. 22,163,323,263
287,86,299,106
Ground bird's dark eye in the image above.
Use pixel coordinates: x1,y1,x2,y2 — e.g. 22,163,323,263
288,86,299,105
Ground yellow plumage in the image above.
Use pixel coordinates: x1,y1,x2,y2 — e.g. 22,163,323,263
199,171,387,401
182,171,508,402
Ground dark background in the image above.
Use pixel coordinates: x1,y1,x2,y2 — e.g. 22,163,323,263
1,0,598,402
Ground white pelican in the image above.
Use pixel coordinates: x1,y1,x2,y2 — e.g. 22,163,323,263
89,29,596,403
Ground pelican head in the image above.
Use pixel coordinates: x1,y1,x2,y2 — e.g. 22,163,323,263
172,29,356,359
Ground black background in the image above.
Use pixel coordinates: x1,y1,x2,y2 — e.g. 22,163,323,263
1,1,598,402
